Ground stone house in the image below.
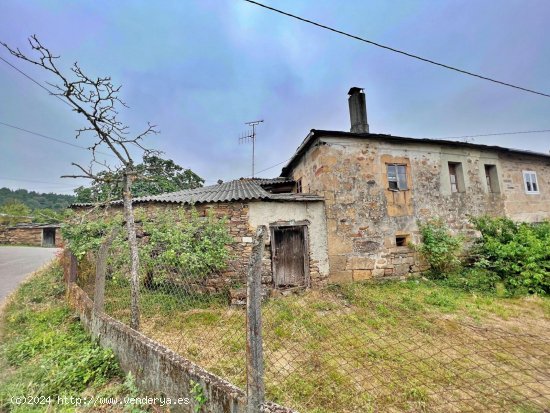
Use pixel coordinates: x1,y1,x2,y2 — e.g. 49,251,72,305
280,87,550,283
0,223,62,247
73,87,550,289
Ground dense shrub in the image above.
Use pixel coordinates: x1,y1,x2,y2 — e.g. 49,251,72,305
471,217,550,295
61,213,123,260
61,208,233,286
441,268,501,294
416,219,463,277
139,208,233,285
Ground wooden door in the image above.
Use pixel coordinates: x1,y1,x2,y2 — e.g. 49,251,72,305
271,226,307,288
42,228,55,247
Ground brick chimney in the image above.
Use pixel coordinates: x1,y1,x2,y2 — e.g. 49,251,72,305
348,87,369,134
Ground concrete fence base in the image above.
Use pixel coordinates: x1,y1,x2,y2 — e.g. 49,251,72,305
66,282,296,413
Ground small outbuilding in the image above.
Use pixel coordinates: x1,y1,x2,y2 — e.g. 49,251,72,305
72,178,330,296
0,223,63,247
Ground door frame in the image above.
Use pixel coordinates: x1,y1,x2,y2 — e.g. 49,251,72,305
269,220,310,288
42,228,56,247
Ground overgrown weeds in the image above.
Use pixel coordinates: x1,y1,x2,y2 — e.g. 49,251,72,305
0,261,140,412
132,277,549,413
62,208,234,292
415,218,463,277
416,217,550,296
471,217,550,295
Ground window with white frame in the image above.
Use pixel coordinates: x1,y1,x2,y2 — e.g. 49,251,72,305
523,171,539,194
387,164,408,190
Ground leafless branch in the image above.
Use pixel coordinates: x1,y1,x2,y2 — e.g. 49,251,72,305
4,35,152,329
2,35,159,178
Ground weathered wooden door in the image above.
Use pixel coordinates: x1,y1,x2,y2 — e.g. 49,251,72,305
42,228,55,247
271,226,308,288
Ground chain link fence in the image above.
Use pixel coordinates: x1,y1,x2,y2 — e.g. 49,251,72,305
75,208,249,388
260,285,550,412
73,213,550,413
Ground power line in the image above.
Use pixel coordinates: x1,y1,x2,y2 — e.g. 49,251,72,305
251,157,291,176
243,128,550,179
1,56,144,160
0,121,113,157
0,176,78,187
439,129,550,140
0,55,74,108
0,121,87,149
203,157,291,186
243,0,550,99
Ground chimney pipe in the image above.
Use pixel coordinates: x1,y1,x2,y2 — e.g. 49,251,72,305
348,87,369,134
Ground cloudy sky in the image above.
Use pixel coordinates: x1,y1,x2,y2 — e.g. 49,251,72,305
1,0,549,195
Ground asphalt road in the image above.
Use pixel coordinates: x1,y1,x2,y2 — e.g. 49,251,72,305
0,246,60,303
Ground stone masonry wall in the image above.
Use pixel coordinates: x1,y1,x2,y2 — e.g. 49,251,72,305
1,227,41,246
498,152,550,222
0,227,63,247
290,136,548,283
76,200,325,298
0,227,42,246
136,201,326,296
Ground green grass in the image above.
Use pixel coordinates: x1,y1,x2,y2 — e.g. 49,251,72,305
262,281,550,412
99,275,550,413
0,261,142,412
11,259,546,412
103,277,228,321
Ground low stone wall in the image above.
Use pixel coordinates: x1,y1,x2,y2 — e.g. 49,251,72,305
0,227,42,246
66,281,296,413
0,226,63,247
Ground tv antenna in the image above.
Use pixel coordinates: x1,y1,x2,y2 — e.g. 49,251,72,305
239,120,264,177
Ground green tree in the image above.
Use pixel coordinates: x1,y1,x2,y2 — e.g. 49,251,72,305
32,208,70,224
0,200,32,226
0,187,74,211
74,155,204,203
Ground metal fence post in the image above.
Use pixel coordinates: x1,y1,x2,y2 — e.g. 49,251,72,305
246,225,267,413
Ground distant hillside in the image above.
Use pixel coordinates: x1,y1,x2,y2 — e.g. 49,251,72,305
0,187,75,211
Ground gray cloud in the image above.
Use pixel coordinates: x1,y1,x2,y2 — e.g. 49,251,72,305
1,0,549,193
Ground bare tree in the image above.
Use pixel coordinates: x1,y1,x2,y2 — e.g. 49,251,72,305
2,35,158,330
